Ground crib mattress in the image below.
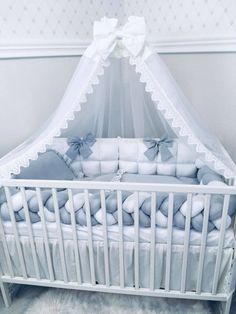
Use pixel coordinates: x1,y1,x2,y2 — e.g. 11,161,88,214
2,221,235,248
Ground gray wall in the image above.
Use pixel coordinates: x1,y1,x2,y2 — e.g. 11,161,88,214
0,53,236,161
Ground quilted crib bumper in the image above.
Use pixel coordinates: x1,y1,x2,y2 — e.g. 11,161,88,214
51,137,198,178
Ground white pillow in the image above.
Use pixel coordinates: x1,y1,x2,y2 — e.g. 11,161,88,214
155,210,168,227
94,209,117,225
39,207,56,222
65,193,87,212
11,190,35,212
180,194,205,217
122,192,150,213
213,215,231,230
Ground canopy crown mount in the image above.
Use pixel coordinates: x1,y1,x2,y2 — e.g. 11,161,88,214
91,16,148,59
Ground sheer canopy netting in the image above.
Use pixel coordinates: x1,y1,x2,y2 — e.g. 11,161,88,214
61,58,173,139
0,16,235,180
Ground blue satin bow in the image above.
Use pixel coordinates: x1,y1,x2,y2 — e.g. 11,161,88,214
144,136,173,161
66,133,96,160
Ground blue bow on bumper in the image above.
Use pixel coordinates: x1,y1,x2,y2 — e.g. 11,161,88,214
144,136,173,161
66,133,96,160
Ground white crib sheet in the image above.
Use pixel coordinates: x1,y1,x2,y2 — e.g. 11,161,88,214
2,221,234,248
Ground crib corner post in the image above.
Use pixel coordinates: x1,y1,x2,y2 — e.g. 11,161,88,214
219,294,233,314
0,282,11,308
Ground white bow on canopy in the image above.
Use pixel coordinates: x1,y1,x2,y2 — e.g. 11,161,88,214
86,16,150,59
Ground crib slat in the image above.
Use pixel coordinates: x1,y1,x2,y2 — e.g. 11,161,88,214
134,192,139,290
196,194,211,294
36,188,54,281
117,190,124,288
180,193,192,293
0,271,11,307
149,192,156,290
0,212,14,277
20,187,40,280
233,212,236,238
84,189,96,285
212,194,230,294
67,188,82,284
100,190,110,287
52,188,68,283
4,187,27,279
165,192,174,291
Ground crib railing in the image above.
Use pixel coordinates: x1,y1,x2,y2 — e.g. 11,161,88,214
1,179,236,306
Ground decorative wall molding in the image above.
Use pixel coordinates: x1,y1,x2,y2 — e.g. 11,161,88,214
152,37,236,54
1,37,236,59
0,0,236,58
0,42,89,59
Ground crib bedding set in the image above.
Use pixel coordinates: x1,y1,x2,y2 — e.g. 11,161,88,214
1,137,236,294
0,16,236,312
1,138,235,232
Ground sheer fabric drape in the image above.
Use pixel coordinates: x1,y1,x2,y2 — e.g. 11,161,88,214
0,46,235,179
62,58,172,139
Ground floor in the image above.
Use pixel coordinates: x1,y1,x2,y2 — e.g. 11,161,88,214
0,285,45,314
0,285,235,314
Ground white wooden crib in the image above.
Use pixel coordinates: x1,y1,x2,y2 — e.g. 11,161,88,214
0,178,236,314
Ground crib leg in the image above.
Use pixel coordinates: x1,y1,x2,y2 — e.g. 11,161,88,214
220,295,233,314
0,282,11,307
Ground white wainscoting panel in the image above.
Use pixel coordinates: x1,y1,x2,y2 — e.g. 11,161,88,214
0,0,236,58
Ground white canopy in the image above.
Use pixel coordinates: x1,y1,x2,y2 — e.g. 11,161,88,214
0,16,236,180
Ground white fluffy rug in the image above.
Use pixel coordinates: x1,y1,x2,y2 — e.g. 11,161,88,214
25,288,212,314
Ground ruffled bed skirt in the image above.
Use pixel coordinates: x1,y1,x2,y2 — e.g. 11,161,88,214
0,236,232,294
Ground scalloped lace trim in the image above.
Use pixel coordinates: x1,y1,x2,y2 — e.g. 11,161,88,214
0,52,234,179
129,56,235,179
0,58,110,179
